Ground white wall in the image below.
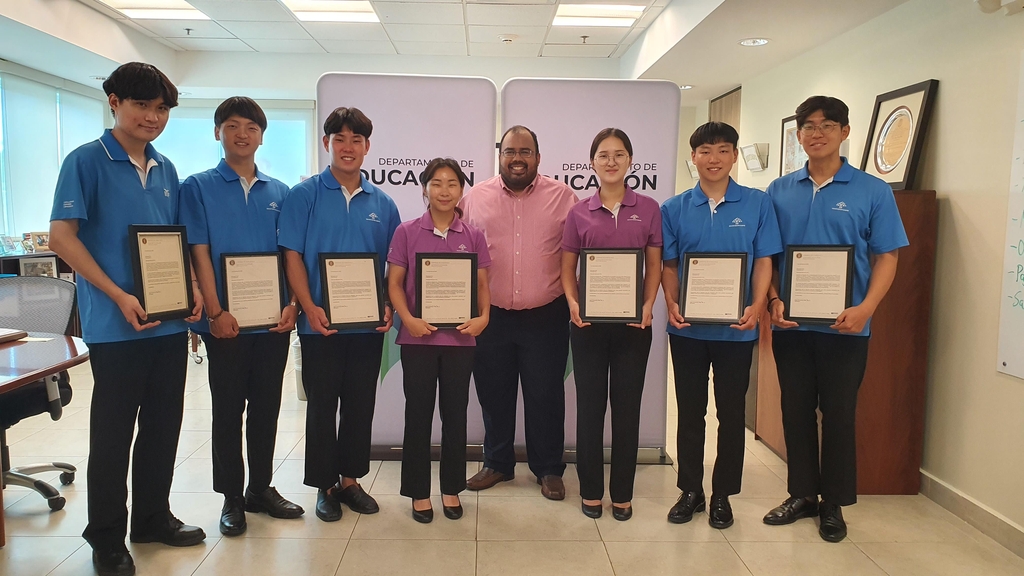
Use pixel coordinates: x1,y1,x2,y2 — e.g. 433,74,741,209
735,0,1024,528
675,105,698,193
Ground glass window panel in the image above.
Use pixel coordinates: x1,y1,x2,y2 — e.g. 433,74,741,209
2,74,59,237
59,90,105,161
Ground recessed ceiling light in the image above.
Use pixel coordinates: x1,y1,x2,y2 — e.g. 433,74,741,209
680,85,693,90
94,0,210,20
738,38,769,47
281,0,379,23
553,4,643,27
178,91,192,96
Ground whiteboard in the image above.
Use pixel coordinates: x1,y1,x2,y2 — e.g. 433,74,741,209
997,50,1024,380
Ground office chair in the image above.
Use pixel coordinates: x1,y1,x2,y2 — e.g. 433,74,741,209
0,276,78,511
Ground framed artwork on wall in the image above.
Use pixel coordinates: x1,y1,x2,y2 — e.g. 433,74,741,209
860,79,938,190
780,114,808,176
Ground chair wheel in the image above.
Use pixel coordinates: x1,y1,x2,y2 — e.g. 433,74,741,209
48,496,66,511
59,472,75,485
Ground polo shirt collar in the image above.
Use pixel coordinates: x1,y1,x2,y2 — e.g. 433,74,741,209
417,210,464,233
588,186,638,211
320,167,374,193
691,178,740,207
214,159,268,185
795,156,855,184
98,129,164,165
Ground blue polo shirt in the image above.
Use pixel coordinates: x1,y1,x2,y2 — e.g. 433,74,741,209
277,167,400,335
179,160,290,334
662,179,783,342
767,158,909,336
50,129,186,344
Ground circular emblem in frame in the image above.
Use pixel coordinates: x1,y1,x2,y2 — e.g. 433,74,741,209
875,105,914,175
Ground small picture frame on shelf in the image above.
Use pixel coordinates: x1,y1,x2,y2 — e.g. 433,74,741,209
30,231,50,252
20,256,58,278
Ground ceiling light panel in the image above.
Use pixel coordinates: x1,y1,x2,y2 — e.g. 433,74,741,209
94,0,210,19
282,0,379,22
556,4,645,18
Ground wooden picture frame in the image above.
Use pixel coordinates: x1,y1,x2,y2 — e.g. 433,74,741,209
780,114,808,176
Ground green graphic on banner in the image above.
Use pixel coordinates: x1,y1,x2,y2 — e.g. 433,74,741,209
564,346,573,382
379,326,400,384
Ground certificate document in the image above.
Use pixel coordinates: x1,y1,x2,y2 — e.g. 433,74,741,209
579,248,643,323
681,253,748,324
783,245,854,323
128,225,194,321
416,253,478,328
222,253,284,330
318,253,383,329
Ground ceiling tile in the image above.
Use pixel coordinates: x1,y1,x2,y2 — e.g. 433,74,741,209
468,25,548,44
217,20,311,40
465,4,555,26
542,43,615,57
301,22,390,41
244,38,326,53
545,25,629,44
373,2,465,25
188,0,296,22
393,41,467,56
468,0,555,4
383,23,466,43
169,37,255,51
319,39,397,54
132,19,234,39
469,42,542,57
617,27,644,48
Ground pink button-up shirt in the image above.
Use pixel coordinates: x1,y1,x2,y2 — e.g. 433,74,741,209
460,173,578,310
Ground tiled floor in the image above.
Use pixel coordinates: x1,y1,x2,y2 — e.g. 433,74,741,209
2,355,1023,575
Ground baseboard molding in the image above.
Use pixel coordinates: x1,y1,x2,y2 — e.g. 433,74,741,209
920,470,1024,560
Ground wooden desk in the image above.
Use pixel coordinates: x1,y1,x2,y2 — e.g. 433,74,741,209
0,334,89,547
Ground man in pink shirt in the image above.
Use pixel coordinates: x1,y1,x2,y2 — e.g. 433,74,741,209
460,125,578,499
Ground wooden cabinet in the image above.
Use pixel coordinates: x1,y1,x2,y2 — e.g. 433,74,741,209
754,190,938,494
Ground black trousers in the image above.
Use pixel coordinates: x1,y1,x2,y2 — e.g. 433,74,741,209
204,331,291,497
670,335,755,497
571,323,652,503
399,344,474,499
299,332,384,489
772,330,869,506
83,332,187,551
473,296,569,478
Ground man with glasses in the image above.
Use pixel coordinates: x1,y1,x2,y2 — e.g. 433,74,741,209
761,96,908,542
459,125,578,499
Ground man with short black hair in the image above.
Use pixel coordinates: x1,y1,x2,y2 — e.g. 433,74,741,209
49,62,206,576
180,96,304,538
761,96,908,543
278,107,400,522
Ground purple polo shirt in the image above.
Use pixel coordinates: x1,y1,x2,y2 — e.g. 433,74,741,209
562,187,663,252
388,211,492,346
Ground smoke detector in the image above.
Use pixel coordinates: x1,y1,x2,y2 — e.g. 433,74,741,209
497,34,518,44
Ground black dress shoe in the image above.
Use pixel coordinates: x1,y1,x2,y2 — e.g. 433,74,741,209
315,488,342,522
818,502,847,542
245,486,304,519
412,503,434,524
130,514,206,547
612,504,632,521
667,491,705,524
581,501,603,519
763,496,819,526
337,484,380,514
708,495,734,529
219,496,247,536
442,496,463,520
92,548,135,576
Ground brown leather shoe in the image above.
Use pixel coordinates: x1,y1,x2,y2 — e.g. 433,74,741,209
537,475,565,500
467,467,513,491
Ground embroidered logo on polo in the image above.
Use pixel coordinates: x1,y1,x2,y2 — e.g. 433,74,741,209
366,212,381,223
457,244,468,252
627,214,642,223
63,200,74,209
268,201,280,212
163,189,171,197
832,201,849,212
729,217,746,227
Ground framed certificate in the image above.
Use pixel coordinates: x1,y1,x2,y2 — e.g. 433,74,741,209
415,253,478,328
680,252,748,325
318,253,384,330
221,252,286,330
782,245,854,324
129,225,195,321
579,248,643,323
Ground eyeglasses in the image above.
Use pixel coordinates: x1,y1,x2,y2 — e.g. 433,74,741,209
799,122,841,136
595,152,629,165
501,149,535,159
